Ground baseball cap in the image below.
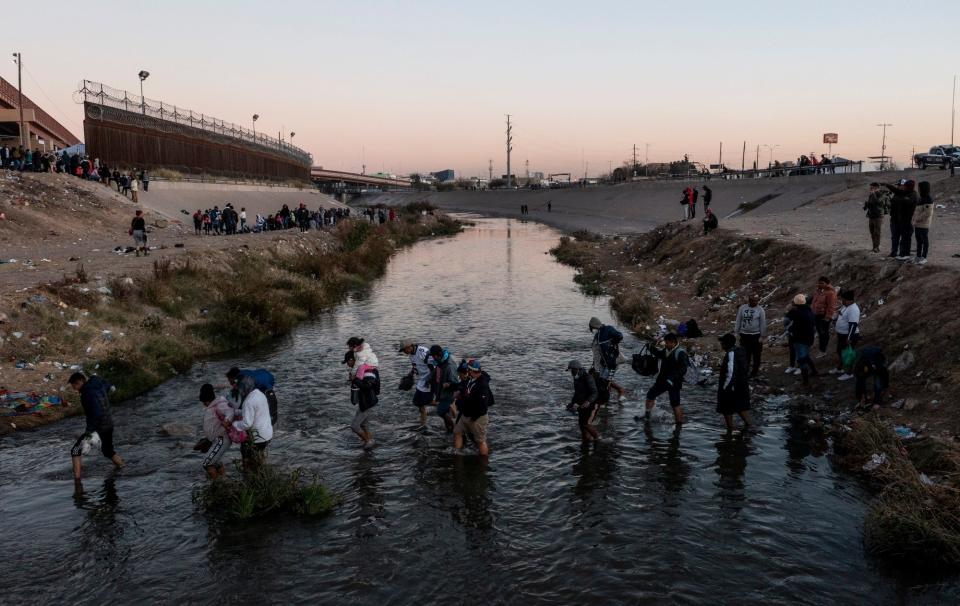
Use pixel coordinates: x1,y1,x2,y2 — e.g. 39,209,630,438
567,360,583,370
397,339,415,352
466,359,481,372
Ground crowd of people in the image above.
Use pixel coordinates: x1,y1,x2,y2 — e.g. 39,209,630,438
864,179,935,264
0,145,147,201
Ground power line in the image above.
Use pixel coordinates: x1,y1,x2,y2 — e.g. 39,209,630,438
21,64,84,133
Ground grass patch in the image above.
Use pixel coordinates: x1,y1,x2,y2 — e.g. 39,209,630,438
611,290,651,328
836,416,960,572
573,271,604,296
97,347,158,401
193,465,337,520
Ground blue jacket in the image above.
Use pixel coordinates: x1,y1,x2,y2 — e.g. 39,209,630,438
80,376,114,433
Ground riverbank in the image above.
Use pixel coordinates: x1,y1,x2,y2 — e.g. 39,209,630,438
0,173,460,434
550,222,960,571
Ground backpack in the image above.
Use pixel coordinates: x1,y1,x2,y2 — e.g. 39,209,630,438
631,344,660,376
673,348,701,385
875,189,892,215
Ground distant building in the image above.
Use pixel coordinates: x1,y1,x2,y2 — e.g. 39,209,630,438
431,169,455,182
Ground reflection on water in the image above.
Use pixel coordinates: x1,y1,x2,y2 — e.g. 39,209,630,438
0,218,956,605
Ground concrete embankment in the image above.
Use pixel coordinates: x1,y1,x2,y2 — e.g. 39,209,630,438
367,170,960,266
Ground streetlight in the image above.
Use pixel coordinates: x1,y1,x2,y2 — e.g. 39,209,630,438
252,114,259,141
290,132,295,150
763,144,780,168
138,70,150,115
12,53,24,148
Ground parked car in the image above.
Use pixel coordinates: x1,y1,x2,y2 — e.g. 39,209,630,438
914,145,960,169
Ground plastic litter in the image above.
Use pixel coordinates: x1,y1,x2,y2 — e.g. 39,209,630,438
66,321,80,327
919,473,934,486
863,453,888,472
894,426,916,439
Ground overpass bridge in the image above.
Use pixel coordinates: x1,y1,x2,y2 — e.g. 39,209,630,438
311,167,412,190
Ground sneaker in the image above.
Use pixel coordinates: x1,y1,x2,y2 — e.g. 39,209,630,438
828,369,842,375
792,367,803,375
896,255,911,261
918,258,928,265
815,352,828,359
837,373,854,381
784,367,796,374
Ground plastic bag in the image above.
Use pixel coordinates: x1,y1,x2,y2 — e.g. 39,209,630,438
841,345,856,371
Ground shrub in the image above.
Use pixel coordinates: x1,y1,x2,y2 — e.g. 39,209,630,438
97,347,157,401
338,220,374,252
193,465,337,521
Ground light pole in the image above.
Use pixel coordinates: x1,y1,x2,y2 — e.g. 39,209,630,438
138,70,150,115
763,144,780,168
877,123,892,170
252,114,259,142
12,53,24,148
290,131,295,146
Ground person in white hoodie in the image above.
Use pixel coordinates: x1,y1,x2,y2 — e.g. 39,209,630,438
196,383,235,479
227,375,273,469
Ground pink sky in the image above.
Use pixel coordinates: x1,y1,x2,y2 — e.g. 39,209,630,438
5,1,958,177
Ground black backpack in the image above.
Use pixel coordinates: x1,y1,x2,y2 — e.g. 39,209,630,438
631,344,660,376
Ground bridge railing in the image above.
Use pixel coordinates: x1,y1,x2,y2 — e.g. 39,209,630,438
78,80,311,166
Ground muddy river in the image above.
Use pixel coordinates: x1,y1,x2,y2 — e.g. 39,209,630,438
1,218,955,604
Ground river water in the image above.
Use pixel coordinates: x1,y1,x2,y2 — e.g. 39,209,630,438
1,218,955,605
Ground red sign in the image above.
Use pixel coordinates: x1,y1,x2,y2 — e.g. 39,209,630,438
823,133,838,144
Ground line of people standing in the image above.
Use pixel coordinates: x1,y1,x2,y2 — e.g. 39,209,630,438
865,179,934,264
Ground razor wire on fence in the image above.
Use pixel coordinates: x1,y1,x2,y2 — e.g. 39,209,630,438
78,80,311,167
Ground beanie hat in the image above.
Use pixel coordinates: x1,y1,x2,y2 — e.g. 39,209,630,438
588,317,603,330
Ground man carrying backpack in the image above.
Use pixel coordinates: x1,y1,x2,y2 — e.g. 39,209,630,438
644,333,688,427
226,367,278,427
589,317,626,402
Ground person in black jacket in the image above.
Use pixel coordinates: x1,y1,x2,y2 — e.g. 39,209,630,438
854,346,889,408
884,179,918,259
453,359,491,456
644,333,688,426
702,185,712,210
69,372,124,481
567,360,600,444
716,333,753,432
785,294,818,383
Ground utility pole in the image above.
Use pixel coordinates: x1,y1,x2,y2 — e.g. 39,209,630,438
488,158,493,182
505,114,513,188
755,145,760,171
525,158,530,183
952,74,956,146
13,52,25,149
741,141,746,172
645,143,650,176
877,123,892,170
718,141,723,172
632,144,638,174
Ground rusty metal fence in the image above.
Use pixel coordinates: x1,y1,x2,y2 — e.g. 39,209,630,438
79,80,311,180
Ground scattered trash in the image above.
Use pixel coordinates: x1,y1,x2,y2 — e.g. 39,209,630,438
97,286,112,295
863,453,888,472
919,473,935,486
894,426,916,439
66,321,80,327
12,331,23,339
764,394,792,406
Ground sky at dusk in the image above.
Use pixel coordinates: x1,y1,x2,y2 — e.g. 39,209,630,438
5,1,959,177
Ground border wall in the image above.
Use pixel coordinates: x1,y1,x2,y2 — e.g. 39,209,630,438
80,81,311,181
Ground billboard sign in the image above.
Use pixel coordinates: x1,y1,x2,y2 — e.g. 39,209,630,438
823,133,838,144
